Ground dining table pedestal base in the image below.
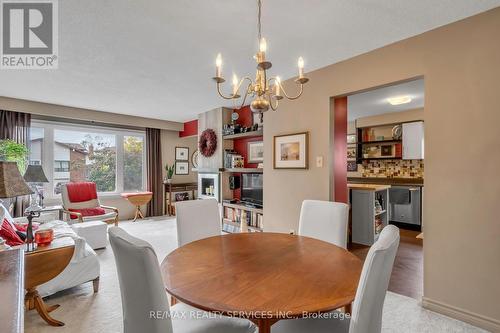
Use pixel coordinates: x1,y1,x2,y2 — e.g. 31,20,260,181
251,318,278,333
25,288,65,326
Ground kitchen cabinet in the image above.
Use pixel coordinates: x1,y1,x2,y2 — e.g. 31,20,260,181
402,121,424,159
350,185,390,246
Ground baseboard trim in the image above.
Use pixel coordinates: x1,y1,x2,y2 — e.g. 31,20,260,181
422,297,500,332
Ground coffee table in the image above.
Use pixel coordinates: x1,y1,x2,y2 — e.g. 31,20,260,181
161,233,362,333
24,237,75,326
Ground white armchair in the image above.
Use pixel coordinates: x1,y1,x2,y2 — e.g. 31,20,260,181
61,182,118,226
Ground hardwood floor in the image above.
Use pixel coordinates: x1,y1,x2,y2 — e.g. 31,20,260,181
349,228,423,299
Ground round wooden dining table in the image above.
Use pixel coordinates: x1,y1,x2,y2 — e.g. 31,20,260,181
161,232,362,333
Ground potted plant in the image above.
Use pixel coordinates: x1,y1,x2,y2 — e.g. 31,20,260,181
0,139,29,172
165,163,175,183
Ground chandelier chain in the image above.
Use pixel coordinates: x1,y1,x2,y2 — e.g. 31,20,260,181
257,0,262,42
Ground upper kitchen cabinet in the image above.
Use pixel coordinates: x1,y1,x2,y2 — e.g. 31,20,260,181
402,121,424,160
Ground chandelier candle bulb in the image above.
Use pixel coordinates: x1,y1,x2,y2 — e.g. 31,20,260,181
275,77,281,96
215,53,222,77
298,57,305,78
232,74,239,95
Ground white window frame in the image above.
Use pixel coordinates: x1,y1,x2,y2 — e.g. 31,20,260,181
31,119,147,199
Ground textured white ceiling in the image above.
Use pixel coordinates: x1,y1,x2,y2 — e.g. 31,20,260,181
0,0,498,122
348,79,425,121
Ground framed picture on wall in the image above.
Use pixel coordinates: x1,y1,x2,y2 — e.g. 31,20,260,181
347,147,357,159
273,132,309,169
347,134,356,144
175,147,189,160
347,161,358,172
175,161,189,175
248,141,264,163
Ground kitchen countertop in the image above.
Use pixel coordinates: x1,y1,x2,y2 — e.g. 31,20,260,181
348,177,424,187
347,184,391,191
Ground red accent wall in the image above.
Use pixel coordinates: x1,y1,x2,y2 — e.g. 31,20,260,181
234,105,254,127
179,119,198,137
333,97,348,203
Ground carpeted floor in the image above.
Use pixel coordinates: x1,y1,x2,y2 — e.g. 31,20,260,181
25,217,486,333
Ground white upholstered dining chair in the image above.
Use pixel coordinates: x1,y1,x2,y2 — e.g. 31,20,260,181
299,200,349,249
108,227,256,333
273,224,400,333
175,199,221,247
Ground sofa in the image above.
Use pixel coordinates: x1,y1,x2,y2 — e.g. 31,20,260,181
1,205,100,297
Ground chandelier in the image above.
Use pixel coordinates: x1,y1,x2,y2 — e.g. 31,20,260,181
212,0,309,113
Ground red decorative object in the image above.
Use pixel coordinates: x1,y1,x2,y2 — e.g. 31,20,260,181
35,229,54,246
199,129,218,157
0,219,24,246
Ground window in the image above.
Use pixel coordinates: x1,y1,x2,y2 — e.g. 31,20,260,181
29,127,44,166
123,136,144,191
54,129,117,194
30,120,146,197
54,160,70,172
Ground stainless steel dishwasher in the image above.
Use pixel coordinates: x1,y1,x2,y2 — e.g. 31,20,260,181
389,186,422,226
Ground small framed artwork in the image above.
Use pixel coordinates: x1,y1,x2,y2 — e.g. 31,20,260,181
347,161,358,172
175,147,189,161
248,141,264,163
347,147,357,159
273,132,309,169
175,161,189,175
347,134,356,144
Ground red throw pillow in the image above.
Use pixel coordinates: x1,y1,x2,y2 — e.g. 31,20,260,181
66,182,98,203
0,218,24,246
68,207,106,220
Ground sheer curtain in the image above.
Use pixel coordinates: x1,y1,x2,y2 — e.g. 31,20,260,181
0,110,31,216
146,128,163,216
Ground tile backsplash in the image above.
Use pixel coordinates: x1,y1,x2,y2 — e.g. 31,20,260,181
359,159,424,178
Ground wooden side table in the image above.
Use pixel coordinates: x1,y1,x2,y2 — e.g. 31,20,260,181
120,192,153,222
24,238,75,326
163,182,197,216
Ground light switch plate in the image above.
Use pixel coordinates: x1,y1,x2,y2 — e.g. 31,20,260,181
316,156,324,168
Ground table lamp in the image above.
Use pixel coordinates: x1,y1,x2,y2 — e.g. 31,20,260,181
0,161,35,251
24,164,49,210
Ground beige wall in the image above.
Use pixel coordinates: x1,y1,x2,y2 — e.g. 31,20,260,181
160,130,198,183
264,7,500,330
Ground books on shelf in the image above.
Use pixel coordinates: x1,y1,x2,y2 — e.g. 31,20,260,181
223,206,263,233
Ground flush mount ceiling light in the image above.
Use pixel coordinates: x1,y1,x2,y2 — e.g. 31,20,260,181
387,95,412,105
212,0,309,113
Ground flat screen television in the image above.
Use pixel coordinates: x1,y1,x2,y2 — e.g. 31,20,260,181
241,173,263,207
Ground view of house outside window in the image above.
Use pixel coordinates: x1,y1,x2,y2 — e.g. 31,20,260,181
29,121,145,197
